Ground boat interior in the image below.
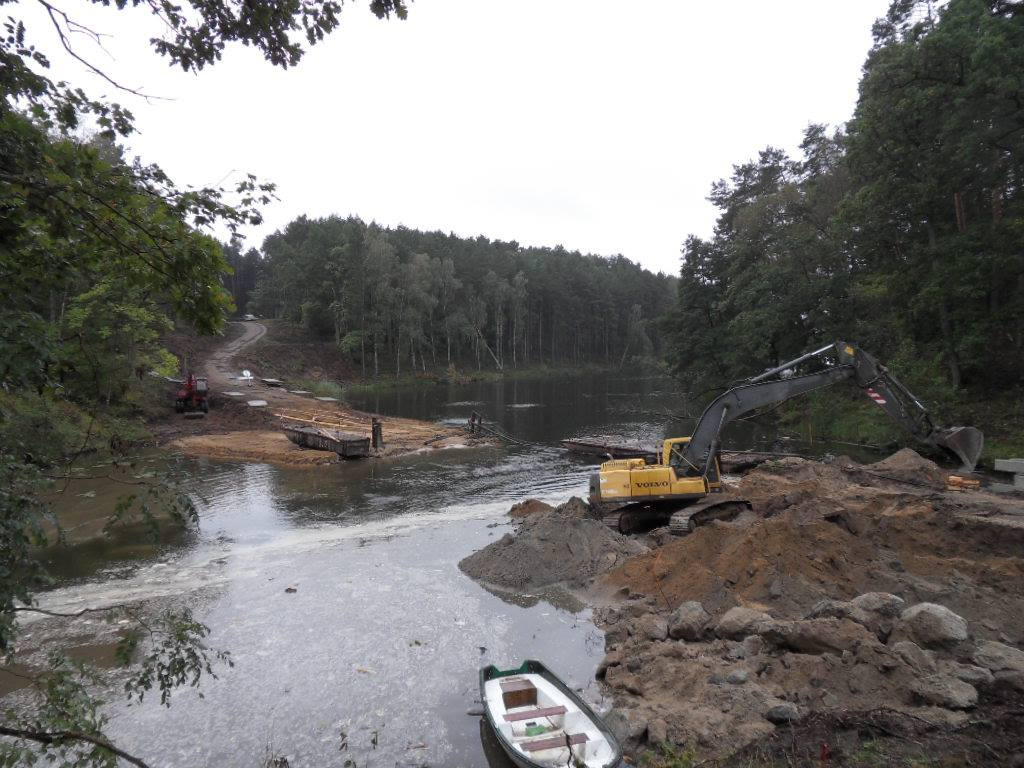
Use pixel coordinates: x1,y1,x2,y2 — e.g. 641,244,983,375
484,673,616,767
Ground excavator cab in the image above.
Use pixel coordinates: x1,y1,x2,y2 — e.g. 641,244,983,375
665,438,723,489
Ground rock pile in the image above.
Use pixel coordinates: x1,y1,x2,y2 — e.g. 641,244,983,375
596,595,1024,757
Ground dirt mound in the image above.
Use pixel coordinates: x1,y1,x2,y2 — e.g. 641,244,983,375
508,498,555,518
867,447,945,486
459,499,644,591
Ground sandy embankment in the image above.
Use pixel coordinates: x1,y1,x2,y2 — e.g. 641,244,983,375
460,450,1024,763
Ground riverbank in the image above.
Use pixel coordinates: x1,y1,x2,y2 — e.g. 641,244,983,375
458,450,1024,764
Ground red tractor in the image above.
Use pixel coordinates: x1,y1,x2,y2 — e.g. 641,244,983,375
174,373,209,414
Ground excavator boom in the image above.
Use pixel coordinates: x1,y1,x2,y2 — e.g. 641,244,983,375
680,341,983,473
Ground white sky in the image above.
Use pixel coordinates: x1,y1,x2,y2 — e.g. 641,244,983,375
22,0,890,274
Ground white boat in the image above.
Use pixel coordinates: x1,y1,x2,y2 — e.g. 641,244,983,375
479,660,622,768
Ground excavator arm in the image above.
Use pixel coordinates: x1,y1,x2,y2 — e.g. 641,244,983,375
680,341,984,473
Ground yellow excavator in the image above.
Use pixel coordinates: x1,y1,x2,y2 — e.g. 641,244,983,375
589,341,984,535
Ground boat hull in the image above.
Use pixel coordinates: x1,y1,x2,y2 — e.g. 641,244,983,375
479,660,622,768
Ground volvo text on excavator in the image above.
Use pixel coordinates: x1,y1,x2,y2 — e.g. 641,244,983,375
589,341,984,535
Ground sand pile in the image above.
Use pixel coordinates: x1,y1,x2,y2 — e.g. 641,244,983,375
867,447,947,485
459,498,644,591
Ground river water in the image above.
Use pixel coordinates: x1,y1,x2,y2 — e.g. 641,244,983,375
18,372,784,768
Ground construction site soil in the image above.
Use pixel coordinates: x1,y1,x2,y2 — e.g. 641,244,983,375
459,450,1024,765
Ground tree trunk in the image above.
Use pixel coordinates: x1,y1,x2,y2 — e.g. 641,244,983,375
926,220,962,388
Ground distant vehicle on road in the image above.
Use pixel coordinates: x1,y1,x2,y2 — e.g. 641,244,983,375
242,313,257,321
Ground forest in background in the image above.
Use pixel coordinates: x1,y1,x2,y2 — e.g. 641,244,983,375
664,0,1024,451
226,219,677,375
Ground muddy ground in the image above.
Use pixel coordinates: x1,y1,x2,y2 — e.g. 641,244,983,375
153,321,488,466
460,450,1024,765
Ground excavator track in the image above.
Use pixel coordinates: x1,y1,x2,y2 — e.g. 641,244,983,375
596,497,751,536
668,497,752,536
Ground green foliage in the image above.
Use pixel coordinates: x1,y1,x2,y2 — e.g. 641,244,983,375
641,742,698,768
117,608,233,706
0,0,407,762
250,217,677,375
665,1,1024,448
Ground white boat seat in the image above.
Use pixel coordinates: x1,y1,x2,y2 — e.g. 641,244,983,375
503,705,568,723
522,732,589,752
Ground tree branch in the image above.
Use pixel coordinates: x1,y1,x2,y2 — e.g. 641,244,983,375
12,605,111,618
0,725,152,768
36,0,164,100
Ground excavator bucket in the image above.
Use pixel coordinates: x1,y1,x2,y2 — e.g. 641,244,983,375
931,426,984,472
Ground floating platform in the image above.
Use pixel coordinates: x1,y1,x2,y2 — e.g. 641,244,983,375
559,438,657,463
282,425,370,458
560,438,793,474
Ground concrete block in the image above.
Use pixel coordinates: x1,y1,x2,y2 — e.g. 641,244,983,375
1016,474,1024,490
246,400,268,407
315,396,338,402
994,458,1024,473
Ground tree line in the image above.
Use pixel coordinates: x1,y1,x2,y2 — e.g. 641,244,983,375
235,218,677,375
665,0,1024,406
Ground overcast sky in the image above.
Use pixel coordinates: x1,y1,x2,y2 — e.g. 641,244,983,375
25,0,891,274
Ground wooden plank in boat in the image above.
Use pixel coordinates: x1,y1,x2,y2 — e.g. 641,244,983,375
522,733,588,752
503,705,567,722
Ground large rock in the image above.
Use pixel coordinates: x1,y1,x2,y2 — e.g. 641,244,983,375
944,661,995,687
760,618,877,655
669,601,710,641
891,641,937,674
715,607,772,639
647,718,668,745
806,593,905,640
893,603,969,648
850,592,906,617
911,675,978,710
635,613,669,641
764,701,800,724
973,640,1024,673
605,708,648,744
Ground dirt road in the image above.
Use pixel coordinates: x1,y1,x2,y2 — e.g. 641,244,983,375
163,322,486,466
206,320,267,386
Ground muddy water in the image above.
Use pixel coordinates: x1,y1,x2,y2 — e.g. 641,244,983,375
23,373,781,768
